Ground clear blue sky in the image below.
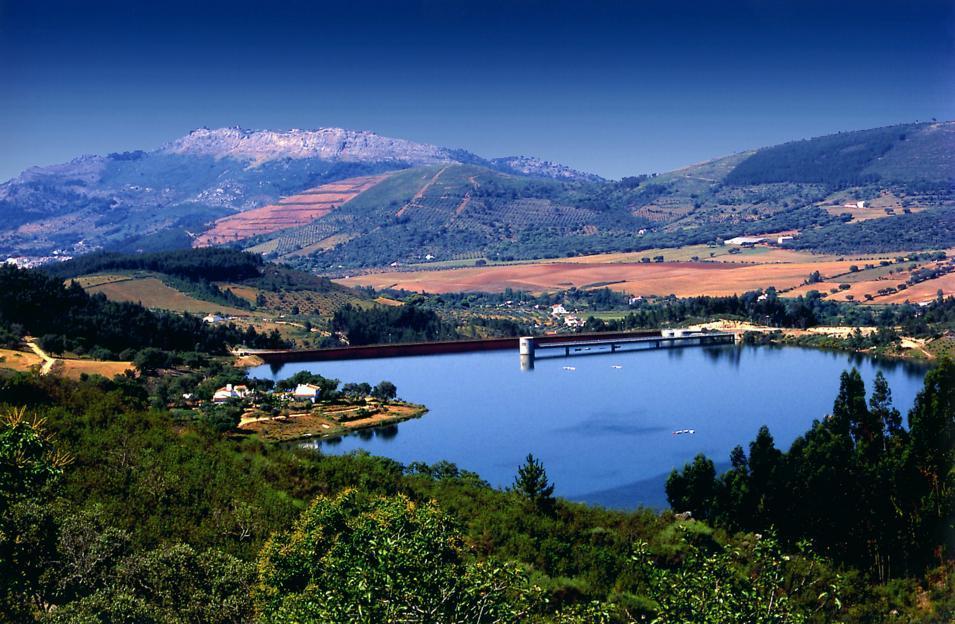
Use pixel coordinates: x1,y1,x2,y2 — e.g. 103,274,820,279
1,0,953,181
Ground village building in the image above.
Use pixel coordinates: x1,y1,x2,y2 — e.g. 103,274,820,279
564,315,584,328
212,383,250,404
550,304,568,316
725,236,765,246
293,383,322,403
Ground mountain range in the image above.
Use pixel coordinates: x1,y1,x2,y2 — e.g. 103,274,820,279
1,122,952,269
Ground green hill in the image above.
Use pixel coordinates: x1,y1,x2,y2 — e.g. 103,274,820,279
2,122,953,266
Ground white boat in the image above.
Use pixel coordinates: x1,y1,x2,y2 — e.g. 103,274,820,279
672,429,696,435
611,365,623,369
562,366,576,371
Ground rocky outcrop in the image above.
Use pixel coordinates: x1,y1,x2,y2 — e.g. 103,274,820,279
162,126,466,166
490,155,604,183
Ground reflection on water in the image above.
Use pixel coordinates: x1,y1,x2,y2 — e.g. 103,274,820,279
376,424,399,439
253,345,927,509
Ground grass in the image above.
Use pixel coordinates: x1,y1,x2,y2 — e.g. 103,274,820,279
57,358,134,380
237,402,427,442
0,348,43,373
83,275,250,316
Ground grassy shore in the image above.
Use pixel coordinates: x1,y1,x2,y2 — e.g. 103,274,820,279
237,400,428,442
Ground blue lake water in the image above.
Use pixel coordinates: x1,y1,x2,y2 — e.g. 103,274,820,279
250,345,927,509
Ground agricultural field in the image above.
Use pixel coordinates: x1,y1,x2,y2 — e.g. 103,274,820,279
83,275,251,316
339,258,865,297
340,250,955,303
821,191,925,223
56,357,135,380
194,173,392,246
0,346,133,379
0,348,43,373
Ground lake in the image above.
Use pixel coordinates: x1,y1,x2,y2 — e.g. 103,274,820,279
250,345,927,509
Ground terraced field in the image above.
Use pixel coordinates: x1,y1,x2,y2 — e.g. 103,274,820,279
194,173,392,246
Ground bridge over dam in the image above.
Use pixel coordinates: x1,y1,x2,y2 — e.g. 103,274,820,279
246,329,736,368
518,329,736,368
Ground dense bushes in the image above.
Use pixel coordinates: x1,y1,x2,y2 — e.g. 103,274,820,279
789,208,955,254
0,368,952,621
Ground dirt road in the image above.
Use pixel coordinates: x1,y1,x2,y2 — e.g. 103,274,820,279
25,339,56,375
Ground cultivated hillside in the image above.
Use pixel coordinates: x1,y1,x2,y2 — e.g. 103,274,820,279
1,121,952,267
0,127,601,258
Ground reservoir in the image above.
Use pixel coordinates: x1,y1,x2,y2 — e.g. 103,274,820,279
250,345,927,509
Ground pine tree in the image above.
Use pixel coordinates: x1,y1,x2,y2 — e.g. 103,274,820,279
512,453,555,513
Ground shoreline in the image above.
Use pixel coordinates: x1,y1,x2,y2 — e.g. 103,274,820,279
237,401,429,443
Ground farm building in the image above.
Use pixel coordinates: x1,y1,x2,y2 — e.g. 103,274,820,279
725,236,765,246
212,384,250,404
564,315,583,328
293,383,322,403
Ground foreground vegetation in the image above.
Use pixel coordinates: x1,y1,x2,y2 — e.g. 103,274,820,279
0,256,952,621
0,356,952,622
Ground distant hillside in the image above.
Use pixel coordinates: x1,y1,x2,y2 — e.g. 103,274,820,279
0,127,601,258
1,121,952,266
725,122,953,186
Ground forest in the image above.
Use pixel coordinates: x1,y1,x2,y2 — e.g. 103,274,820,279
667,363,954,582
0,357,952,622
328,302,461,346
45,248,265,283
724,124,920,187
0,265,286,359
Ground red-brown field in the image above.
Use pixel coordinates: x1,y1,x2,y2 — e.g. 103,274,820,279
878,272,955,304
338,259,870,297
194,174,391,246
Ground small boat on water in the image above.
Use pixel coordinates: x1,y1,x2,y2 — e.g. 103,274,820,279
672,429,696,435
562,366,576,371
611,365,623,369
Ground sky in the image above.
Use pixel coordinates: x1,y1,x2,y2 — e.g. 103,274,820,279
1,0,953,181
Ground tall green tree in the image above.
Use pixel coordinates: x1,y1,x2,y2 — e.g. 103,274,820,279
902,359,955,571
0,407,68,620
666,454,717,521
512,453,556,513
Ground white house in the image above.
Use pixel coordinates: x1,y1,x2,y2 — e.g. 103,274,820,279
550,304,568,316
203,313,225,324
777,236,794,245
564,315,584,328
212,383,250,404
725,236,765,246
292,383,321,403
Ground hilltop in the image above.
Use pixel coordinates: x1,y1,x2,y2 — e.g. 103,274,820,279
0,121,952,268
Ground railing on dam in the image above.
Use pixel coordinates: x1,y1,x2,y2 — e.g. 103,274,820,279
246,330,662,364
247,329,735,366
518,331,736,367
